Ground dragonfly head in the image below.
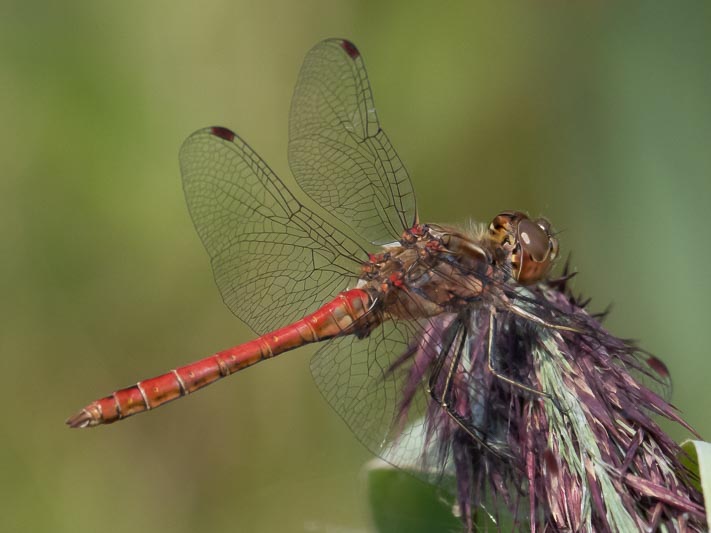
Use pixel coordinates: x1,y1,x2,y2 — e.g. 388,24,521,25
489,211,559,284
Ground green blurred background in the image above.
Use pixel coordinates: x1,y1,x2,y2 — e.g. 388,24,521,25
2,1,710,532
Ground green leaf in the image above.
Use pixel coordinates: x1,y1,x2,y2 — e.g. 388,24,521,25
366,458,462,533
680,440,711,530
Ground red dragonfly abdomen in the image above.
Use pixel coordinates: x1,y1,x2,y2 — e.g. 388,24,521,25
66,289,373,428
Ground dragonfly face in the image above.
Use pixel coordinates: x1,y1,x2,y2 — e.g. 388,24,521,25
489,211,559,284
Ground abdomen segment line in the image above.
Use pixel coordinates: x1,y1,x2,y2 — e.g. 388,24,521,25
171,369,187,395
136,382,151,410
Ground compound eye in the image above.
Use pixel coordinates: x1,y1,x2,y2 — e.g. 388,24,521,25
549,236,559,261
517,218,550,263
536,218,552,234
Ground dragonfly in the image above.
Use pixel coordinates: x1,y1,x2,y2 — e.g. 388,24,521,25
67,39,705,531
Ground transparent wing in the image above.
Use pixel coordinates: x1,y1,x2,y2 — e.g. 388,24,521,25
311,308,531,529
310,317,456,486
289,39,416,244
180,126,367,334
621,348,673,403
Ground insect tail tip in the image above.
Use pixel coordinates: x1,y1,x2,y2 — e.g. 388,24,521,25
65,407,98,429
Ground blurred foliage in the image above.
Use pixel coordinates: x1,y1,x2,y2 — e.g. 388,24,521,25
366,460,462,533
1,1,710,532
682,440,711,530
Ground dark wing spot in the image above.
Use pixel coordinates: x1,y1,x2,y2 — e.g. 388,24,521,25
340,40,360,59
646,355,670,378
210,126,235,142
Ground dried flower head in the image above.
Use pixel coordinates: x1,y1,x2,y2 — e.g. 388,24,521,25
392,262,706,531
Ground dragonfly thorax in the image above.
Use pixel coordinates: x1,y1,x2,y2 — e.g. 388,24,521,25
359,224,503,321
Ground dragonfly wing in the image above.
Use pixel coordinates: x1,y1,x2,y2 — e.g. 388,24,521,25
310,314,505,492
615,347,673,403
180,127,367,335
289,39,417,245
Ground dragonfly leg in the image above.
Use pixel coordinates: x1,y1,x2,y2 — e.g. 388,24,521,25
427,322,509,458
504,302,583,333
426,319,459,398
486,311,569,414
486,311,551,400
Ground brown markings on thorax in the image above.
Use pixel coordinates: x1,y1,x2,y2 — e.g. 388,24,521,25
359,225,504,321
